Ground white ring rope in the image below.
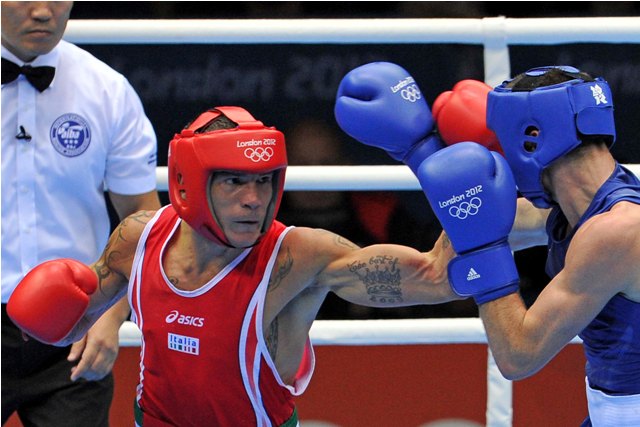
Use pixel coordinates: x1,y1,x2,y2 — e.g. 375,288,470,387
156,164,640,192
65,17,640,44
80,17,637,426
65,16,640,86
119,318,582,348
161,164,640,192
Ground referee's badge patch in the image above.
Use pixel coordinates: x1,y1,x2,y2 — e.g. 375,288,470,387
50,114,91,157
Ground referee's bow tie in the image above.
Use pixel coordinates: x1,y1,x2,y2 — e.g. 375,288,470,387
2,58,55,92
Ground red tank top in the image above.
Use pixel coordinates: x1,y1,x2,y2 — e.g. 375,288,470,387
128,206,314,426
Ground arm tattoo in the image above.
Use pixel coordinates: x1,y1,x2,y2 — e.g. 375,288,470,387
94,211,152,295
266,317,278,360
124,210,154,226
94,237,118,296
348,255,403,303
269,247,293,292
94,261,112,296
313,229,358,249
334,235,358,249
114,210,151,242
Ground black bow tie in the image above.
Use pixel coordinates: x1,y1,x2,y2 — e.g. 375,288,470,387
2,58,55,92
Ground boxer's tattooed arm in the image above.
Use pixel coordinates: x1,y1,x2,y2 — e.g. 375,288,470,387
95,211,155,294
269,247,293,292
266,317,279,360
348,254,403,304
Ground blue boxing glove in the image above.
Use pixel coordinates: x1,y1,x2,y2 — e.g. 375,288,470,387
417,142,519,304
335,62,444,174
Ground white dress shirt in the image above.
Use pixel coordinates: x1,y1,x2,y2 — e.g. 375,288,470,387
1,40,158,302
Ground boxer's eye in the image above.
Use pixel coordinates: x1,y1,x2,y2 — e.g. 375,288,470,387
525,126,540,137
524,126,539,152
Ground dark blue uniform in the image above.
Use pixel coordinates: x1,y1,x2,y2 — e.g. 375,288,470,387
545,164,640,425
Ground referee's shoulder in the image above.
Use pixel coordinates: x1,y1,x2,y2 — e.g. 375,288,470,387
59,40,128,84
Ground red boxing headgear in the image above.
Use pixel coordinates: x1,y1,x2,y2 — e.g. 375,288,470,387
168,106,287,246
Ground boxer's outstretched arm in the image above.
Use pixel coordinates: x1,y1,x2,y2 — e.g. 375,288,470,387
7,210,153,346
283,225,459,307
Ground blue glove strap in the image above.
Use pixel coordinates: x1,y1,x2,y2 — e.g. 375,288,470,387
448,241,519,305
402,134,445,175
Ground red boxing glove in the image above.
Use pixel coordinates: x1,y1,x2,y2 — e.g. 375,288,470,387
432,80,503,155
7,259,97,344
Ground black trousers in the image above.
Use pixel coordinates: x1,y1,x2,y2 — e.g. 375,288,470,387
2,305,113,427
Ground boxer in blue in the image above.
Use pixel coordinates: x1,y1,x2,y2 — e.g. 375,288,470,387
481,67,640,426
336,63,640,426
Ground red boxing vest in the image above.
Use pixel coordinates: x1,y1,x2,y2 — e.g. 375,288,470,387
129,206,314,426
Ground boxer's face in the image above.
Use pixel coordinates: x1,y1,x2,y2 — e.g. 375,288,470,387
209,171,274,248
1,1,73,62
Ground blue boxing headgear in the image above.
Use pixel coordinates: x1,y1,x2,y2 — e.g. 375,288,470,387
486,66,616,208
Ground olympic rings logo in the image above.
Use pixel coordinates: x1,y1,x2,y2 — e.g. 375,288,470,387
244,147,274,162
400,84,422,102
448,197,482,219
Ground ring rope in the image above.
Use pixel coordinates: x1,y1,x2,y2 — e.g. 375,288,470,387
118,318,582,347
65,17,640,44
155,164,640,192
64,16,640,86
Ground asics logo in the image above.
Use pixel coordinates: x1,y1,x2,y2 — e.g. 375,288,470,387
244,147,274,162
165,310,205,327
400,84,422,103
448,197,482,219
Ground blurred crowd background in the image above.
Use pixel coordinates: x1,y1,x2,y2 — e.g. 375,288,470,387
69,2,640,319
